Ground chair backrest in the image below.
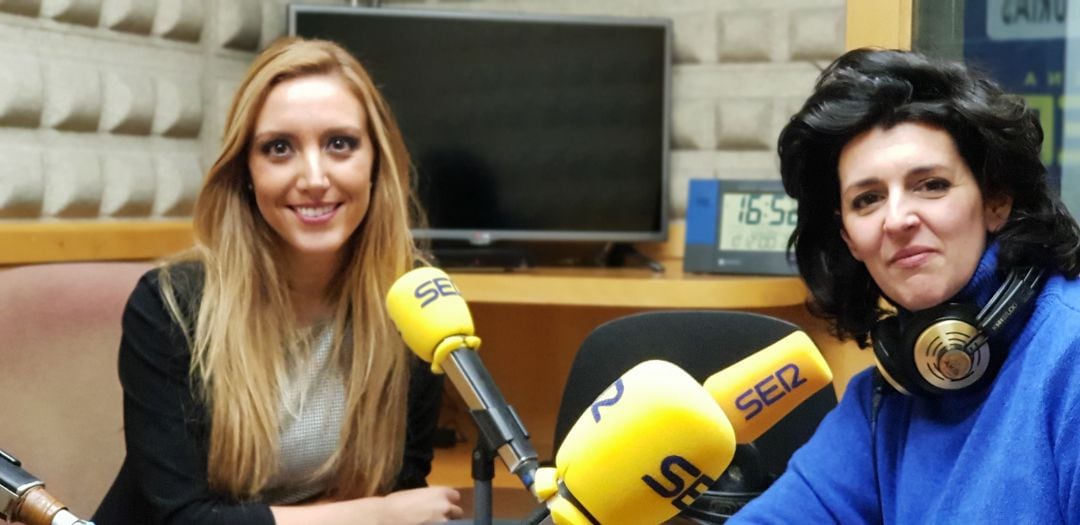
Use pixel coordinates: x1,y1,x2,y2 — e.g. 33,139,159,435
0,262,151,519
553,310,837,482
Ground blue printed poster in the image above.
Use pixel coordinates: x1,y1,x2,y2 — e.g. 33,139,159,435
962,0,1080,214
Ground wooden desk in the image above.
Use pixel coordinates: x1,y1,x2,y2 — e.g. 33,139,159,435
426,263,874,490
449,265,808,308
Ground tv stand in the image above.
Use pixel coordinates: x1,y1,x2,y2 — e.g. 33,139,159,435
597,242,665,273
428,241,666,272
430,246,532,270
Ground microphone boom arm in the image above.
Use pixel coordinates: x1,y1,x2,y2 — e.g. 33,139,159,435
444,345,540,488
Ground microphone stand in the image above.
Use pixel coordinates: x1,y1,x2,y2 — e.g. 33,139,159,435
523,504,552,525
471,441,495,525
441,346,539,521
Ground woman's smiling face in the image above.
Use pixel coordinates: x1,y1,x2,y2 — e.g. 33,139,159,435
247,73,375,272
837,121,1011,311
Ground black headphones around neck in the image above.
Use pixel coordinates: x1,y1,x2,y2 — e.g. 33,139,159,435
871,267,1045,396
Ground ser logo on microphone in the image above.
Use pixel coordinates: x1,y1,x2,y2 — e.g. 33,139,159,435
733,362,806,421
413,277,461,307
641,455,715,512
589,379,624,423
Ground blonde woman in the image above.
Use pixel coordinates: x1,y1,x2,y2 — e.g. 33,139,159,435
94,37,463,524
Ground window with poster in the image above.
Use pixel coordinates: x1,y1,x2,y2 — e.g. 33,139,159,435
912,0,1077,216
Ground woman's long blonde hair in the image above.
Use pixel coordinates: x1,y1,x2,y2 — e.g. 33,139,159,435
159,37,421,500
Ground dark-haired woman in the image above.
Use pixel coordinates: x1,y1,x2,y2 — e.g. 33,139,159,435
730,48,1080,523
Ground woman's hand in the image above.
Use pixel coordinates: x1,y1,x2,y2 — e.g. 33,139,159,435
272,485,464,525
381,486,464,523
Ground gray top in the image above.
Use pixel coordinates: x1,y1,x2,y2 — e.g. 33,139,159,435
262,325,346,505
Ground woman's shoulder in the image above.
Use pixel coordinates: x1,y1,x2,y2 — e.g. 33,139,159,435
122,260,206,346
151,259,205,288
118,263,205,375
1024,274,1080,359
130,260,205,305
826,365,884,424
1037,273,1080,319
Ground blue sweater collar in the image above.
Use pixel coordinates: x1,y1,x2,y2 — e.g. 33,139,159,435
951,241,1004,308
937,242,1031,346
895,242,1027,343
894,242,1004,319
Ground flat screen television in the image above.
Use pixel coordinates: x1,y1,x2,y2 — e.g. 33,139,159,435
288,6,671,265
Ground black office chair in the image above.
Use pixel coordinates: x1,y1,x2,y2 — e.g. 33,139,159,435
551,310,839,523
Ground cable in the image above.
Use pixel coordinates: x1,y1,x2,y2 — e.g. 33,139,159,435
870,371,887,524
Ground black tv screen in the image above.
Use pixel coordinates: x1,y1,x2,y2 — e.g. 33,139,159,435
289,6,671,245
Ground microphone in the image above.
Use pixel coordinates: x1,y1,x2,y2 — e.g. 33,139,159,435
0,449,94,525
533,360,736,525
385,267,539,488
531,330,833,525
704,330,833,443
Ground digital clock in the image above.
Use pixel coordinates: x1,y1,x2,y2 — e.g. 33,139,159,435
684,179,798,275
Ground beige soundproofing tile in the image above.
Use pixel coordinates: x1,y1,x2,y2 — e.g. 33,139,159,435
43,149,101,217
217,0,261,51
152,152,201,217
0,0,42,17
101,0,155,34
152,0,202,42
152,75,202,137
101,70,155,135
42,63,102,131
0,55,43,127
717,11,774,62
100,151,154,216
0,145,44,217
42,0,101,26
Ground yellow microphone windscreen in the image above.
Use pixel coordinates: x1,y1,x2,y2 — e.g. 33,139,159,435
385,267,474,364
703,330,833,443
554,360,736,525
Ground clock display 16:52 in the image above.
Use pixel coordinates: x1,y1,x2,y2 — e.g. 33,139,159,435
718,192,798,253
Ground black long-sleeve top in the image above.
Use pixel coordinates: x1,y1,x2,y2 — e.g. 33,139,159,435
93,267,444,524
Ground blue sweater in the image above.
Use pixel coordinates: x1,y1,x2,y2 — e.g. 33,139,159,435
730,247,1080,524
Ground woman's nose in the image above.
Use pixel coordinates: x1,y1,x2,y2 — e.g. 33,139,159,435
882,197,920,233
297,150,330,191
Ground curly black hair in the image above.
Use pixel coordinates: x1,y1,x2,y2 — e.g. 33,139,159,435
779,48,1080,348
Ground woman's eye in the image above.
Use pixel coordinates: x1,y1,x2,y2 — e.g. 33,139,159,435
261,140,291,157
851,192,882,211
919,178,951,192
327,136,359,153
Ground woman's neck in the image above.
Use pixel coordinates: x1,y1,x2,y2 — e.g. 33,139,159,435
283,251,342,327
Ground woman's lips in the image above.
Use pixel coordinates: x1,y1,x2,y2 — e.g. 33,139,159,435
291,203,339,225
890,248,933,268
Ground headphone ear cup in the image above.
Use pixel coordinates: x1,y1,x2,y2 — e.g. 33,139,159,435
910,302,997,394
883,303,987,396
872,317,920,396
870,268,1041,398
